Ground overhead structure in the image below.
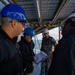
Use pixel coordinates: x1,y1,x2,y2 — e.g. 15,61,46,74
0,0,75,35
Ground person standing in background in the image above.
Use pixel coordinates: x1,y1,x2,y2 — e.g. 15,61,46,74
40,29,56,75
48,17,75,75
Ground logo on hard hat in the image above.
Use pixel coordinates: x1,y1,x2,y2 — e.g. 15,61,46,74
7,12,26,20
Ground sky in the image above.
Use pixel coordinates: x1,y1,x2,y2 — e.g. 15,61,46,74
18,27,62,42
33,27,62,40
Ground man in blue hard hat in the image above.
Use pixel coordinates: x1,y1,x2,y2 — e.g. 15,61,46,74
0,3,26,75
19,27,37,75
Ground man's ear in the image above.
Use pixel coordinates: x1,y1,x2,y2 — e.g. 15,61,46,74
11,20,17,28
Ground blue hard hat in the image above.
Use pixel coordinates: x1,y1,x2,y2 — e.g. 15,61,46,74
0,4,26,21
24,27,35,36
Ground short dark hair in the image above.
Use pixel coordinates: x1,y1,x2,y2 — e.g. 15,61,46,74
64,17,75,27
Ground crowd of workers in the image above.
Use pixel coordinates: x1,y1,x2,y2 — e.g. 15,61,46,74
0,3,75,75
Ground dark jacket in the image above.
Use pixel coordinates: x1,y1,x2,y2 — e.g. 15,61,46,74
48,28,75,75
0,28,23,75
19,37,35,74
41,36,56,55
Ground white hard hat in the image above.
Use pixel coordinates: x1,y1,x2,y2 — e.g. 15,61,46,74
43,29,49,34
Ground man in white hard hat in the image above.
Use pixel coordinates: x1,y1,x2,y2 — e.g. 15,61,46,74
40,28,56,75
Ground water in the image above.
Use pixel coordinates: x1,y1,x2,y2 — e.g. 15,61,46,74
33,62,41,75
33,40,42,75
33,40,42,53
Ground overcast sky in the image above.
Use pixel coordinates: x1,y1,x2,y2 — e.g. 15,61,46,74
33,27,62,40
18,27,62,42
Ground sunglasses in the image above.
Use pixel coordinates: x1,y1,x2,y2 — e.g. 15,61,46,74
10,20,27,27
16,20,27,27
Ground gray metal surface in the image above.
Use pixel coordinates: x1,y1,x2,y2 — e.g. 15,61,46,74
0,0,75,34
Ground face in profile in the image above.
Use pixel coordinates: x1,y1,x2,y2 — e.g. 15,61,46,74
25,34,32,42
13,20,25,37
44,33,49,38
